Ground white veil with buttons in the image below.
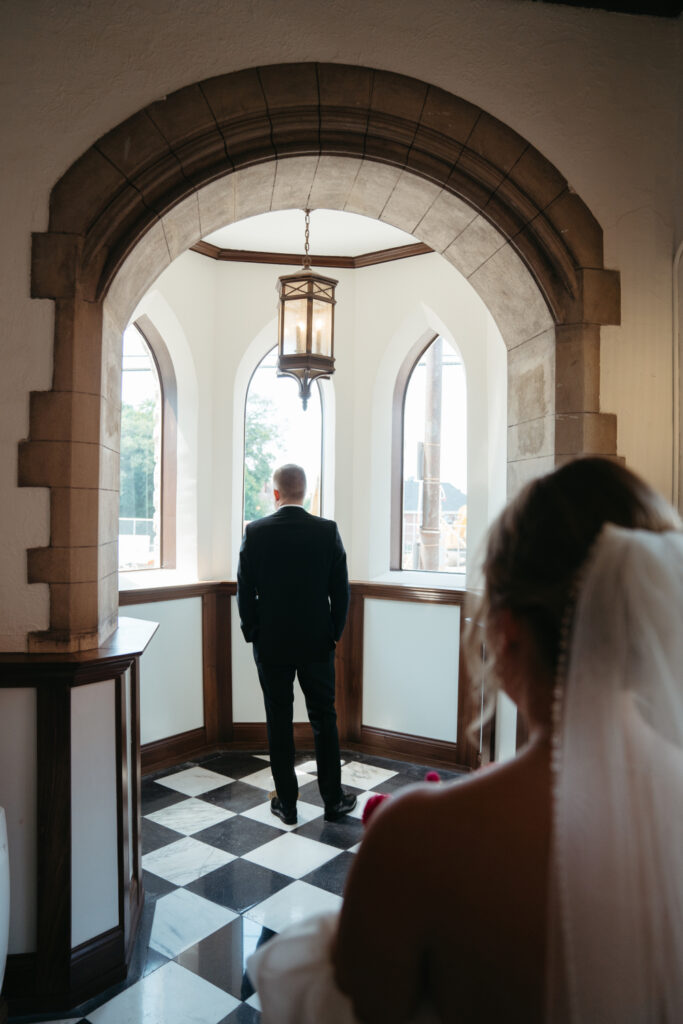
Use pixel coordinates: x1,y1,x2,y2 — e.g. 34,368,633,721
548,526,683,1023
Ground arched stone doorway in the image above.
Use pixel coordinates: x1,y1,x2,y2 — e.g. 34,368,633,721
23,62,620,652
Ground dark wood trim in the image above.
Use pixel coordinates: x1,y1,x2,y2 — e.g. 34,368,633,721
389,331,440,570
231,722,314,748
36,682,71,997
119,581,219,605
216,586,234,742
115,674,130,948
141,726,208,773
128,658,143,953
69,926,126,1005
352,581,465,605
202,592,220,745
456,620,484,770
356,726,470,772
335,590,363,744
515,707,529,750
3,953,36,1007
190,241,432,268
119,579,462,607
134,316,178,569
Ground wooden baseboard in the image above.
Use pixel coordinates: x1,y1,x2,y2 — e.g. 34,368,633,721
4,926,127,1013
231,722,315,747
70,926,126,1004
357,726,470,772
141,726,207,773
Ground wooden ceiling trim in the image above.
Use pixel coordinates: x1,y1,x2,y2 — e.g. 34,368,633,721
189,240,433,268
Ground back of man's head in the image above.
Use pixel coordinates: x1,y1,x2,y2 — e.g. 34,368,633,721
273,464,306,504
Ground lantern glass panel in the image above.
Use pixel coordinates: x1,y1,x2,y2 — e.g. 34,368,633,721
282,297,309,354
311,299,333,356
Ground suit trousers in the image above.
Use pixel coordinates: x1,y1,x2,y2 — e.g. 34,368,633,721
254,652,343,811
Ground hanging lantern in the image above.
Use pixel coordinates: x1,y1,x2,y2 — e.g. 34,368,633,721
277,209,338,410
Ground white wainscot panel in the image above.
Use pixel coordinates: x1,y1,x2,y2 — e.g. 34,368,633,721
231,598,308,722
0,688,37,953
125,598,204,745
363,599,460,742
71,680,118,948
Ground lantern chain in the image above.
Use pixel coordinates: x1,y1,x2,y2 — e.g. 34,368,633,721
303,208,311,269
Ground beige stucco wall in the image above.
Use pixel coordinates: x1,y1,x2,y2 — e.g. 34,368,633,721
0,0,680,646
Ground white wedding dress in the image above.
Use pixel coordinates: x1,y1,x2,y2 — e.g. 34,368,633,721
249,526,683,1024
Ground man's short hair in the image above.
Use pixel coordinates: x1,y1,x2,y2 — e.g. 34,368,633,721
273,464,306,502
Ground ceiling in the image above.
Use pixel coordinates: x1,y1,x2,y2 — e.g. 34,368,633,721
203,210,418,258
521,0,681,15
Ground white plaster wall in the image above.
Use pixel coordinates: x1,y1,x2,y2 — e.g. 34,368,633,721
147,250,505,583
0,0,679,642
124,599,204,745
0,689,37,954
71,680,119,947
362,599,460,742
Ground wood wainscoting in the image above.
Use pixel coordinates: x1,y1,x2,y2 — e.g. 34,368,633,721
120,579,487,775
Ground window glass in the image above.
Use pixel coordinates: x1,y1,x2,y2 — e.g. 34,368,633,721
244,346,323,528
119,324,162,570
402,336,467,572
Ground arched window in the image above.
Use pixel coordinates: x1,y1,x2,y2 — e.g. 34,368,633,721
243,346,323,528
393,334,467,573
119,318,177,571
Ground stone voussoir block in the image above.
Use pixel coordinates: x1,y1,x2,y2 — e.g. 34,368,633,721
554,324,601,413
555,412,617,456
49,146,128,235
31,232,84,300
27,545,100,585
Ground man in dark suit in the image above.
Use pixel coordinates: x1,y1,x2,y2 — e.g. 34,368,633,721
237,463,356,826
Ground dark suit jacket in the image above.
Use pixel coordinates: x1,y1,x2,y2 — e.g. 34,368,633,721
237,506,350,665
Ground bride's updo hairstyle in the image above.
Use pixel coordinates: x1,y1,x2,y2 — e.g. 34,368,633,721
469,457,679,699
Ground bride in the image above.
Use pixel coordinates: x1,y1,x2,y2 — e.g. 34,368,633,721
249,457,683,1023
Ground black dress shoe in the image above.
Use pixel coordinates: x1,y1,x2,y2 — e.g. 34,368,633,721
324,791,357,821
270,797,297,825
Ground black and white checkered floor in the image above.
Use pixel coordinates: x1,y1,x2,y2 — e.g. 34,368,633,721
28,750,463,1024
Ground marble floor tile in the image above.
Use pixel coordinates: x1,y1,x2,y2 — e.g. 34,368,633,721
244,879,342,933
294,813,364,850
145,797,234,835
202,752,271,779
175,916,275,1001
149,888,237,959
220,1003,260,1023
142,868,177,902
88,960,239,1024
141,778,188,814
241,798,322,832
197,780,266,813
341,760,398,789
244,831,340,879
193,814,281,856
238,764,315,792
143,836,235,886
157,766,235,796
347,789,382,820
302,849,356,896
186,857,291,913
142,817,184,854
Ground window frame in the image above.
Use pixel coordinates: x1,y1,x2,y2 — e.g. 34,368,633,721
119,316,178,571
242,344,325,529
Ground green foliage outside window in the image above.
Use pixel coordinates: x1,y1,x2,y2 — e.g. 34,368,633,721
244,395,281,522
120,399,156,519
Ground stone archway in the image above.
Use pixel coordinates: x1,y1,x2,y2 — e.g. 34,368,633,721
23,62,619,652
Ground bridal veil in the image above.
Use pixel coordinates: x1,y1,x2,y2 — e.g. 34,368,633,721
549,526,683,1022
